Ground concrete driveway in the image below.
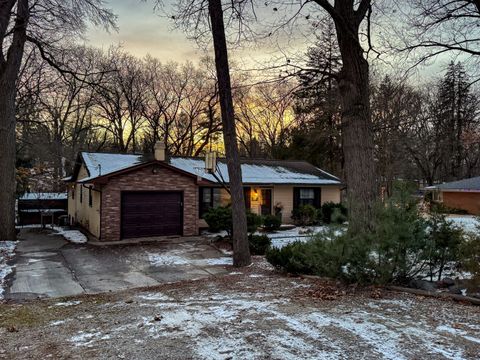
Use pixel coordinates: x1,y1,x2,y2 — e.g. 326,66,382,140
6,229,229,300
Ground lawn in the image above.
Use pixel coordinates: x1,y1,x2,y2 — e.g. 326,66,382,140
1,257,479,360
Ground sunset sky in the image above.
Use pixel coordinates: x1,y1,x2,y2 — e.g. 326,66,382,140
86,0,201,62
83,0,456,83
84,0,311,75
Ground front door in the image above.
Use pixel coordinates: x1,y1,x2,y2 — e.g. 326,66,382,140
260,189,272,215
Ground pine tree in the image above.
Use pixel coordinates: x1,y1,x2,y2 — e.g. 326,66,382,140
434,62,478,181
289,19,343,175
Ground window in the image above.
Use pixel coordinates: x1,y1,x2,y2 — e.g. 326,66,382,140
299,189,315,206
80,186,83,203
294,187,321,208
199,187,222,217
88,187,93,207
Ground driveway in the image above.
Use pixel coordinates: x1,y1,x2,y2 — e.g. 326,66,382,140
6,229,229,300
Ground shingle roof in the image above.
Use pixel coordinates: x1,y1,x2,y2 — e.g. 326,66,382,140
81,152,143,181
75,152,341,186
171,157,341,185
425,176,480,191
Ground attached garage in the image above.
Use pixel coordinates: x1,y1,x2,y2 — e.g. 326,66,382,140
121,191,183,239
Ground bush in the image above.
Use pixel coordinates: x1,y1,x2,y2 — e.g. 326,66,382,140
331,207,348,225
203,206,232,234
425,214,464,281
246,211,263,233
266,240,317,274
249,234,272,255
268,184,439,285
266,231,373,283
263,214,282,232
204,206,262,236
321,202,348,224
291,205,319,226
460,228,480,286
430,202,469,215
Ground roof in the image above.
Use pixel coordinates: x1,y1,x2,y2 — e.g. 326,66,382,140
171,157,341,185
19,193,67,200
72,152,341,186
80,152,144,182
425,176,480,191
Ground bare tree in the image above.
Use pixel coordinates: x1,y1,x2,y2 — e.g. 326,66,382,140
94,48,145,153
0,0,115,240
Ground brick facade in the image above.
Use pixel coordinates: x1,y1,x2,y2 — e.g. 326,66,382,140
100,164,198,241
442,191,480,215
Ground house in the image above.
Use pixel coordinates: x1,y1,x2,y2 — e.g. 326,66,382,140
17,192,68,226
65,142,342,242
425,176,480,215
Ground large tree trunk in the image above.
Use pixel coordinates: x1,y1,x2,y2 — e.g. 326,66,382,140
208,0,251,266
0,0,29,241
0,80,18,240
333,2,377,233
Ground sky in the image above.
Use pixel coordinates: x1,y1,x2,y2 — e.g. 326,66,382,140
85,0,202,62
82,0,465,85
83,0,312,76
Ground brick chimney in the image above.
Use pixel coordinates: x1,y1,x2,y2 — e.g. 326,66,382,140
154,141,166,161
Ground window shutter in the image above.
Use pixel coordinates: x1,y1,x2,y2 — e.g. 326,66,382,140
314,188,321,208
293,188,300,209
244,187,251,209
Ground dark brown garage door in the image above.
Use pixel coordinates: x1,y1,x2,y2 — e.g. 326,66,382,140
121,191,183,239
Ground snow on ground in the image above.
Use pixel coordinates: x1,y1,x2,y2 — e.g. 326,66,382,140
257,225,346,248
0,241,17,300
14,224,88,244
51,226,87,244
51,291,480,359
448,216,479,234
148,250,233,267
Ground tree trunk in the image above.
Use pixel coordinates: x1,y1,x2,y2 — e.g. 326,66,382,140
333,3,377,233
0,81,17,240
0,0,29,241
208,0,251,267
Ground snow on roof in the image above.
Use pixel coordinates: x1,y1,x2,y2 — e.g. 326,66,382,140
19,193,67,200
170,157,341,185
80,152,144,182
425,176,480,191
75,152,341,186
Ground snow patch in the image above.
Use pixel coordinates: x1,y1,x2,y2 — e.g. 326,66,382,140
148,251,232,267
54,300,81,307
0,240,17,300
52,226,87,244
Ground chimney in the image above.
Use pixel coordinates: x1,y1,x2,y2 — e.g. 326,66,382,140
154,141,166,161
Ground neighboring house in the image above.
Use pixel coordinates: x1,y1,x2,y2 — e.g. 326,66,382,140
17,192,68,225
425,176,480,215
65,142,342,242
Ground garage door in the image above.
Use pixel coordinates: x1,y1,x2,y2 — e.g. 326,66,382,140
121,191,183,239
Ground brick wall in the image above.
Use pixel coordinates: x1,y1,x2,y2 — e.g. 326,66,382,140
101,164,198,241
442,191,480,215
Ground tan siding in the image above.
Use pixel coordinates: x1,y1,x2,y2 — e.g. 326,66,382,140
67,164,101,238
272,186,294,223
321,186,341,204
272,185,342,224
